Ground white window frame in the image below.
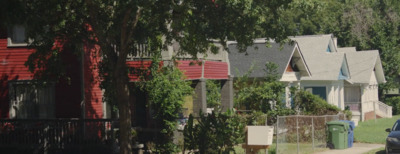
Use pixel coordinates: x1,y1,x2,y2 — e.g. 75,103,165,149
7,25,31,47
8,81,55,119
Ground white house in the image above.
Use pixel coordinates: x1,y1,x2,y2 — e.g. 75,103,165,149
291,35,351,110
228,34,391,121
338,47,391,121
292,34,391,121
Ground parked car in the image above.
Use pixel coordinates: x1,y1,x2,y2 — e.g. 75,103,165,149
386,119,400,154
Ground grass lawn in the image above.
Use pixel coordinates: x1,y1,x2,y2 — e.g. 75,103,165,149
234,142,328,154
354,114,400,144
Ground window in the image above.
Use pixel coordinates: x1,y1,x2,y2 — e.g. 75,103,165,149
290,59,300,72
339,69,346,79
338,64,349,80
304,87,327,101
7,25,29,47
393,121,400,131
9,81,55,119
326,46,331,52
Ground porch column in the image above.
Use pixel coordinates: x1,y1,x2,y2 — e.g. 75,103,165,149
193,78,207,117
221,76,233,112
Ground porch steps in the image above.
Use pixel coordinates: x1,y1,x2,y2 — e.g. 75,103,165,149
351,111,361,126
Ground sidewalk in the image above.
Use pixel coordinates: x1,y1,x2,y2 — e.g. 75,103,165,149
314,143,385,154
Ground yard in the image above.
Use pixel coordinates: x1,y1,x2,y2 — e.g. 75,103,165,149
354,114,400,144
235,142,327,154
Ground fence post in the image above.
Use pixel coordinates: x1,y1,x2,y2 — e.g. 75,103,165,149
276,116,279,154
374,101,377,123
312,117,314,151
296,116,299,154
265,115,268,154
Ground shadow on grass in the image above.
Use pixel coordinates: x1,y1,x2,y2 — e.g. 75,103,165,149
365,147,385,154
374,149,385,154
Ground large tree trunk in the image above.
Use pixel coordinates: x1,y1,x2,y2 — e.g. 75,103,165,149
115,63,132,154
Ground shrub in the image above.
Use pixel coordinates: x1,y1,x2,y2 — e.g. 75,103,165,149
183,110,245,153
293,90,339,115
384,96,400,115
343,108,352,120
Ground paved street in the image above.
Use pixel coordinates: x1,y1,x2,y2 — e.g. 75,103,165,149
314,143,385,154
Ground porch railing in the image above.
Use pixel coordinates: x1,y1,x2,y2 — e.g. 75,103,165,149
0,119,117,153
344,102,360,111
375,101,392,118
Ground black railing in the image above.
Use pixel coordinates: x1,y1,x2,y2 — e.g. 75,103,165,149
0,119,117,154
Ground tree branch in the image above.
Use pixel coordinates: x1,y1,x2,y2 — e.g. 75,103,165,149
121,7,142,60
84,0,107,47
127,7,142,44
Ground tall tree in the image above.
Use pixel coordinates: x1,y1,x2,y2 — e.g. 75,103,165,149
1,0,293,153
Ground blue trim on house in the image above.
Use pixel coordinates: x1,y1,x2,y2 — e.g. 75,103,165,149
326,46,331,52
338,68,348,80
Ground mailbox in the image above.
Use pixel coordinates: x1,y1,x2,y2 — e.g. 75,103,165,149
246,126,274,146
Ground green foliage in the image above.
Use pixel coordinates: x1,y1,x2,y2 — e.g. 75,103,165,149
234,62,285,113
384,96,400,115
183,110,245,154
141,57,193,153
1,0,295,153
343,108,353,120
267,105,295,124
206,80,221,108
293,90,339,115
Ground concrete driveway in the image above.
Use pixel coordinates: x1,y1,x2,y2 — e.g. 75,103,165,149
314,143,385,154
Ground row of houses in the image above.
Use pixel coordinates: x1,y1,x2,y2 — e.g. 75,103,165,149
229,34,391,122
0,25,391,127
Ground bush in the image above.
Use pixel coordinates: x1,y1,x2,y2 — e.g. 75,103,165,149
183,110,245,153
343,108,352,120
384,96,400,115
293,90,339,115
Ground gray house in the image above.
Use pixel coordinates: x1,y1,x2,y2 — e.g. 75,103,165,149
228,39,311,108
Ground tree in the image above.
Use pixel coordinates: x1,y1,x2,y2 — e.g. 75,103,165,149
206,80,221,109
139,55,192,152
234,62,285,113
1,0,293,153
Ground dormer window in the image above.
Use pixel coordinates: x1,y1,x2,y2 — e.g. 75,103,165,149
326,45,331,52
339,67,349,80
7,25,29,47
290,59,299,72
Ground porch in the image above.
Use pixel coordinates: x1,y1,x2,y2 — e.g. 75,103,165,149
0,119,117,153
344,101,392,122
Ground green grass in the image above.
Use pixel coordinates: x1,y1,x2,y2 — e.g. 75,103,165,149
354,115,400,144
234,142,327,154
363,147,385,154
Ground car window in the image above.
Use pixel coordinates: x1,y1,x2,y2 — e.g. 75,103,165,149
393,121,400,131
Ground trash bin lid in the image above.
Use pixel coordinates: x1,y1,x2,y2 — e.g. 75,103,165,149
339,120,355,130
327,121,349,130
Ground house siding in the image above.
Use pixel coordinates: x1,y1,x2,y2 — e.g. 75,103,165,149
301,80,345,110
127,60,154,81
83,44,103,119
0,33,35,118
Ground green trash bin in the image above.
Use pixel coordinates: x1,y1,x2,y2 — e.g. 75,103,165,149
326,121,349,149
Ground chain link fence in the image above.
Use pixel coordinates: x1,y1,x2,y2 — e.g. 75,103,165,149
276,114,345,154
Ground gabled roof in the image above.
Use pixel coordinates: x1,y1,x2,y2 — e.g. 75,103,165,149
342,49,386,84
337,47,356,53
291,35,350,81
228,40,310,78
